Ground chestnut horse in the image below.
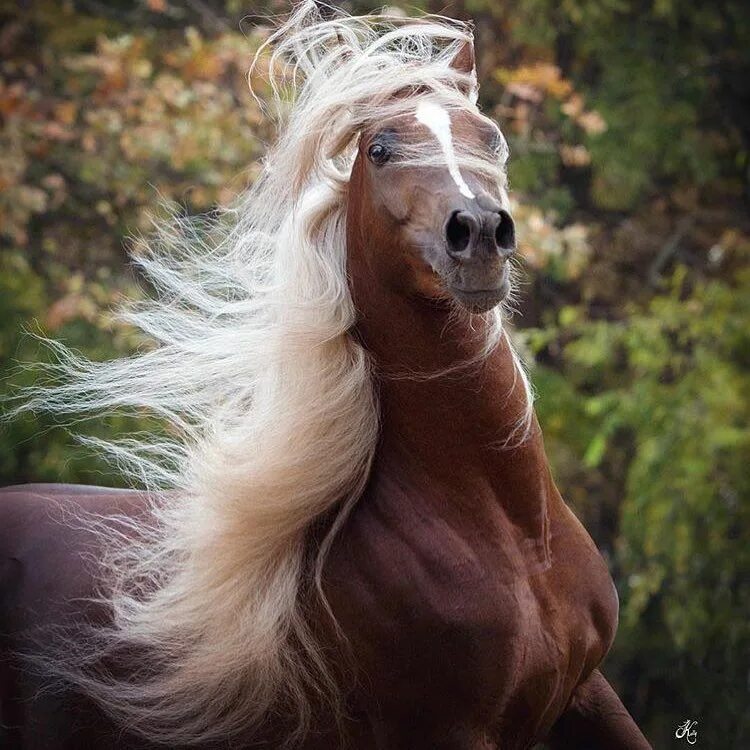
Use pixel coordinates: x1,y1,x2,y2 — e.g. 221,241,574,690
1,4,651,749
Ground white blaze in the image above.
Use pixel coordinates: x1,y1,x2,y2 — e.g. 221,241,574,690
415,100,475,200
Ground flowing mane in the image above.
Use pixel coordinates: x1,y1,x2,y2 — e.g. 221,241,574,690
13,2,532,746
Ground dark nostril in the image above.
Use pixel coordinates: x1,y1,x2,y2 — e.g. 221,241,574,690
445,211,473,256
495,209,516,253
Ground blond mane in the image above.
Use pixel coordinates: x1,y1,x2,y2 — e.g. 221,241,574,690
15,2,532,745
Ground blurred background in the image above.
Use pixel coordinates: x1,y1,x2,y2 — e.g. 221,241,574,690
1,0,748,746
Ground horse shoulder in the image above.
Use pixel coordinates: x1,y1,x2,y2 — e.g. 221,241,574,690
321,470,621,745
546,495,620,670
321,473,524,728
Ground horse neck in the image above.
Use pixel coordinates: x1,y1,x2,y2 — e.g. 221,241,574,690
351,281,554,544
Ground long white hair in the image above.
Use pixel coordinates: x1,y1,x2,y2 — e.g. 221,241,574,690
15,1,531,745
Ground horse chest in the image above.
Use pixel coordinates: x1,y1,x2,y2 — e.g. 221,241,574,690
325,490,618,748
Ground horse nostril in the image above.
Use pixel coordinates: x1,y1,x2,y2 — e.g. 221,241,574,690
445,211,473,256
495,210,516,253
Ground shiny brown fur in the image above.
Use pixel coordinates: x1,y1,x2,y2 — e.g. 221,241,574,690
0,53,651,750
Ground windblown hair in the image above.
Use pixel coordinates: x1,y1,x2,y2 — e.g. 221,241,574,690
15,1,532,746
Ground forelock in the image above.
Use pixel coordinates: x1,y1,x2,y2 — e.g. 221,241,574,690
253,1,484,195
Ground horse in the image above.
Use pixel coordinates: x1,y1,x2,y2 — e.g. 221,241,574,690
0,3,652,749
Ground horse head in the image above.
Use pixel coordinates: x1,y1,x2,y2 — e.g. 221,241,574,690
346,42,516,316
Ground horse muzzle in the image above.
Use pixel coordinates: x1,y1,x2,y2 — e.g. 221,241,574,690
442,200,516,312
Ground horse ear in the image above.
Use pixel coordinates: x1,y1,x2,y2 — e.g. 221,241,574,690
450,40,476,77
450,40,477,100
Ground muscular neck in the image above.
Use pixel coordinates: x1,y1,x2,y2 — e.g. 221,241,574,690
351,284,553,560
357,293,528,471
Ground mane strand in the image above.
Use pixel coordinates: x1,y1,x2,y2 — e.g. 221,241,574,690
9,2,532,745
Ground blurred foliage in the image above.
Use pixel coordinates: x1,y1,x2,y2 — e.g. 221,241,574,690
1,0,748,747
529,263,750,746
0,0,273,482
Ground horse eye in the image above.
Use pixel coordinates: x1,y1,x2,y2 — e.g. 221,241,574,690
367,142,390,165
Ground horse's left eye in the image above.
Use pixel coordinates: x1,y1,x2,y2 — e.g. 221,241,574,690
367,142,390,165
